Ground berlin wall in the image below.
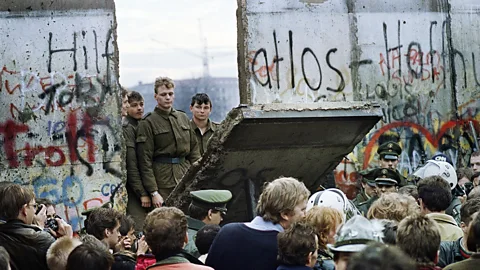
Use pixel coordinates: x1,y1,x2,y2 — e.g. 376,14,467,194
0,1,123,230
238,0,480,197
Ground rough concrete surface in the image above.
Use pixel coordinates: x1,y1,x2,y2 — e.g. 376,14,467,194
0,0,122,231
167,103,382,222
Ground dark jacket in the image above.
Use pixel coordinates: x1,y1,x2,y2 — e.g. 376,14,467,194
277,265,312,270
0,219,55,270
438,237,471,268
444,253,480,270
112,252,136,270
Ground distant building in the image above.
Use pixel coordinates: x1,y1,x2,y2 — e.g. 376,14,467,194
130,77,239,123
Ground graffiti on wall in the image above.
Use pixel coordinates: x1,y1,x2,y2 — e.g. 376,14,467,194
0,14,123,231
245,13,480,197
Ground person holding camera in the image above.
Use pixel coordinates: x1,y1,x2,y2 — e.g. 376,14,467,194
0,184,73,270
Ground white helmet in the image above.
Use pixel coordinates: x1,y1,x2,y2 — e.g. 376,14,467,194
306,188,360,221
413,160,457,190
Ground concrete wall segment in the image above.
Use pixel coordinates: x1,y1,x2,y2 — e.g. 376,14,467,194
0,1,123,231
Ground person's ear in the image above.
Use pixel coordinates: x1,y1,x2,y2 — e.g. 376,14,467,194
207,209,214,220
280,211,290,222
189,105,193,112
104,228,111,239
20,204,28,217
184,232,189,245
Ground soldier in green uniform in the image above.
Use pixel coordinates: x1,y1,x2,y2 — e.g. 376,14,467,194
136,77,201,208
357,168,401,216
352,168,377,208
123,91,151,231
184,189,232,258
189,93,220,156
377,141,407,187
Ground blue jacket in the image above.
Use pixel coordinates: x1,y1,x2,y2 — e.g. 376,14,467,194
277,265,312,270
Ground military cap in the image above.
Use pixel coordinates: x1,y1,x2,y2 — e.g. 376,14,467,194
190,189,232,214
359,168,376,187
377,141,402,160
374,168,401,186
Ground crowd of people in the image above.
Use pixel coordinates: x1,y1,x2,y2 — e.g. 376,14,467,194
0,76,479,270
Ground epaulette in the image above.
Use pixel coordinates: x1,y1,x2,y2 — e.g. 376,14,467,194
142,112,152,120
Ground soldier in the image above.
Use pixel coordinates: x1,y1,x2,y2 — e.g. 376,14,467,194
136,77,201,208
184,189,232,258
123,91,150,231
357,168,400,216
377,141,406,186
352,168,377,208
189,93,220,156
121,88,129,118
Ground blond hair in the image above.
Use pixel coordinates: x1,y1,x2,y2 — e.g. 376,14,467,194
47,236,82,270
154,77,175,93
256,177,310,224
367,193,419,222
305,206,343,249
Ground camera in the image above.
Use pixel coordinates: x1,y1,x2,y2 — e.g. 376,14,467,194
45,217,59,231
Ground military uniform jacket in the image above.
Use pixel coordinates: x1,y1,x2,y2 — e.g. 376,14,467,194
352,190,369,208
190,119,219,155
136,107,201,192
358,195,378,216
123,116,147,198
184,216,205,258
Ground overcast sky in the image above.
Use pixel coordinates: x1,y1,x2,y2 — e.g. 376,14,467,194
115,0,238,87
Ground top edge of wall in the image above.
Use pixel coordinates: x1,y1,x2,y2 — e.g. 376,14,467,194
0,0,115,12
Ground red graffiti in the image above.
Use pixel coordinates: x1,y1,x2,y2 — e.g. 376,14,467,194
0,120,29,167
0,111,97,168
363,119,480,169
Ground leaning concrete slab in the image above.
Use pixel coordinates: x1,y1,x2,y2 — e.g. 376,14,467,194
167,102,382,223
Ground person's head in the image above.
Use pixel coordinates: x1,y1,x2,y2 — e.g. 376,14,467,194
36,198,56,219
305,206,343,249
46,236,82,270
460,198,480,237
121,88,130,117
358,169,377,197
0,246,11,270
468,185,480,200
127,91,144,120
457,167,474,187
398,185,419,201
396,214,440,265
277,221,318,268
190,93,212,122
346,243,415,270
306,188,358,221
187,190,232,225
144,207,187,256
329,216,385,270
379,220,398,245
417,175,452,214
0,184,36,224
256,177,310,229
153,77,175,111
377,142,401,170
471,151,480,173
119,215,136,245
367,193,419,222
466,212,480,252
373,168,400,196
85,208,122,249
472,172,480,187
66,243,113,270
195,224,221,255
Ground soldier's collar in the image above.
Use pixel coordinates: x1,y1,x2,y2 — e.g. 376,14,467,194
154,107,178,118
208,119,216,132
125,115,138,126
